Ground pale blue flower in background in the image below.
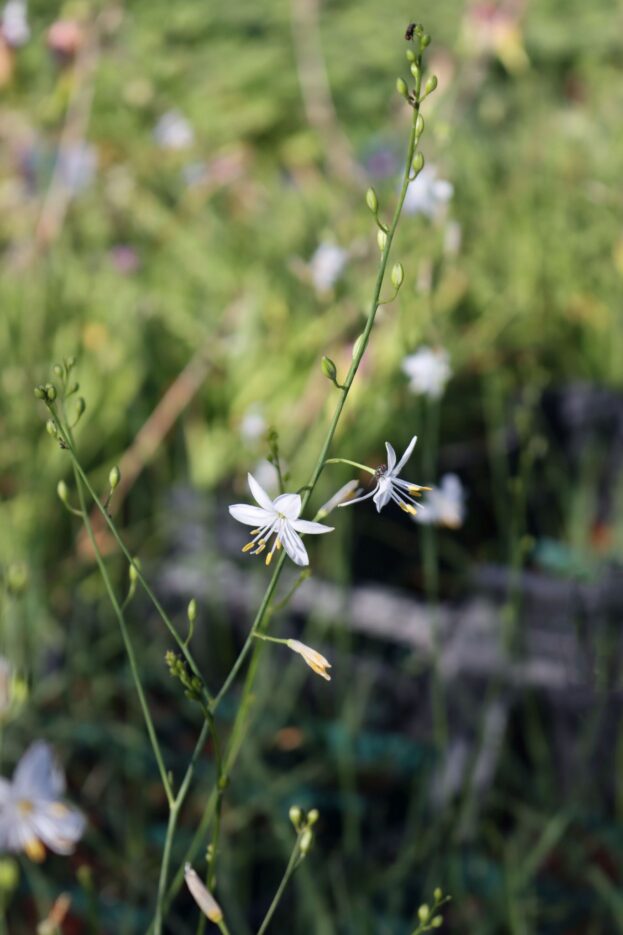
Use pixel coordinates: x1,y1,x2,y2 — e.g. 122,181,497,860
0,742,85,862
154,110,194,150
404,165,453,220
414,474,466,528
402,347,452,400
1,0,30,48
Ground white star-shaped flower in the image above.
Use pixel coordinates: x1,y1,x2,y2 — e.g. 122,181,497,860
0,742,85,862
339,436,429,515
401,347,452,400
414,473,466,528
229,474,333,567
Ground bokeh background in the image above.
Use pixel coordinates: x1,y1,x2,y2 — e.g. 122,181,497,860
1,0,623,931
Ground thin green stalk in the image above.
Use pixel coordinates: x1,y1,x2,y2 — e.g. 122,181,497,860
154,807,179,935
71,463,174,805
206,710,224,892
256,836,302,935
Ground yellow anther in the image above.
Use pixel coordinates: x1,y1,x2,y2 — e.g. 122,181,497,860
276,538,282,550
242,542,255,553
25,838,45,862
254,543,266,555
250,528,260,535
266,552,273,566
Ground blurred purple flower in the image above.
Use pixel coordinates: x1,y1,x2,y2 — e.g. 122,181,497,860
109,245,139,275
1,0,30,49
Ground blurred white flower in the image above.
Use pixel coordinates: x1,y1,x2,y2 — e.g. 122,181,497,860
314,480,360,520
184,864,223,923
240,406,267,444
402,347,452,399
58,142,97,194
414,474,466,528
286,639,331,681
1,0,30,48
309,242,347,293
229,473,333,567
252,458,281,496
339,436,428,515
0,742,85,862
404,165,453,220
153,110,194,151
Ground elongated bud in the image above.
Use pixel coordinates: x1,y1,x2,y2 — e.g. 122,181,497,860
52,364,63,379
421,33,431,48
415,113,425,138
433,888,443,902
352,333,365,360
34,385,46,399
307,808,319,826
299,828,313,856
396,77,409,98
321,355,338,384
67,381,79,395
377,229,388,251
424,75,438,95
57,481,69,504
184,865,223,923
108,466,121,490
391,263,404,289
418,904,430,923
412,152,425,175
44,384,57,402
406,49,416,63
289,806,302,829
410,62,420,81
365,187,378,214
129,558,141,584
187,599,197,622
74,397,86,423
46,420,58,438
65,356,76,370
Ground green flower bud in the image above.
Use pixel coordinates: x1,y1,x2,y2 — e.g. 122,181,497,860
0,858,19,893
299,828,313,856
412,152,425,175
34,385,46,399
410,62,420,81
74,397,86,422
418,904,430,923
406,49,416,63
431,917,443,928
433,888,443,903
65,356,76,370
44,383,57,402
307,808,319,826
421,33,431,48
377,229,388,251
188,598,197,622
46,419,58,437
425,75,438,95
365,188,378,214
109,465,121,490
129,558,141,583
321,355,338,384
352,333,366,360
391,263,404,289
52,364,64,379
415,113,425,138
57,480,69,504
67,381,79,395
396,77,409,98
289,806,302,828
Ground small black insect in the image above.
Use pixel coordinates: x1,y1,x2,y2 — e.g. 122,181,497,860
405,22,417,41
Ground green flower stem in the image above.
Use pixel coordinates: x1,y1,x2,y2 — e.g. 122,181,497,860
52,417,209,704
154,807,179,935
252,633,287,645
256,834,304,935
324,458,376,474
71,461,174,807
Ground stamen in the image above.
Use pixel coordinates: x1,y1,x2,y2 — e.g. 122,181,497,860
242,542,255,553
266,551,273,566
276,538,282,550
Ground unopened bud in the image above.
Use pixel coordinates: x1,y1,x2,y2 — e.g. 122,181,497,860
299,828,313,855
65,356,76,370
46,420,58,437
52,364,63,379
410,62,420,81
365,188,378,214
34,385,46,399
390,263,404,289
396,77,409,98
418,904,430,923
57,481,69,504
406,49,416,63
424,75,438,95
431,917,443,928
187,599,197,622
433,888,443,903
321,355,338,384
307,808,319,826
377,229,388,251
108,466,121,490
289,806,302,828
67,382,79,395
74,397,86,422
352,333,365,360
412,152,425,175
129,558,141,583
415,113,425,137
421,33,431,48
184,865,223,923
44,384,57,402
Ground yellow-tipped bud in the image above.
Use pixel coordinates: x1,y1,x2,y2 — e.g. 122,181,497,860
184,865,223,923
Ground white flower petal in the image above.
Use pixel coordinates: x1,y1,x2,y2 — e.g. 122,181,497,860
337,486,377,507
290,519,334,535
393,435,418,476
228,504,274,527
281,524,309,566
384,442,397,472
272,492,302,520
13,742,65,800
31,803,85,855
373,481,393,512
184,864,223,922
247,473,275,512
